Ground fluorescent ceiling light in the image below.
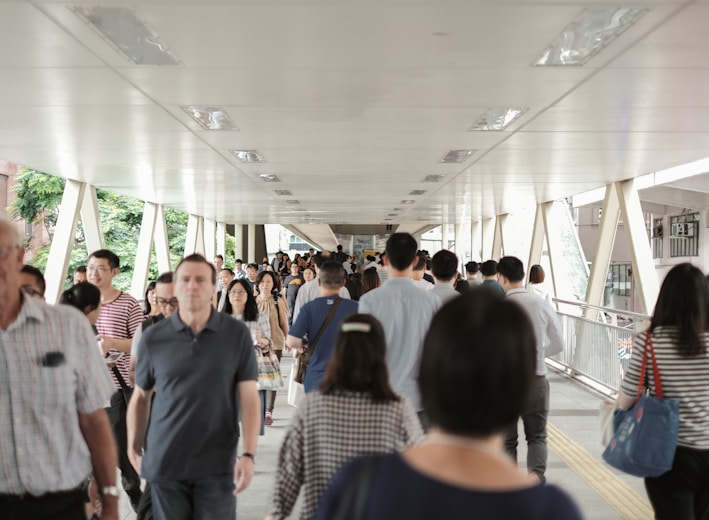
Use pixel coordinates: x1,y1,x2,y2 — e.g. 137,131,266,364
257,173,281,183
423,175,445,183
387,213,398,217
535,8,647,66
231,150,265,163
286,200,300,205
182,106,238,131
401,200,415,205
409,190,426,196
440,150,474,164
274,189,292,196
470,108,526,131
73,7,179,65
392,207,403,211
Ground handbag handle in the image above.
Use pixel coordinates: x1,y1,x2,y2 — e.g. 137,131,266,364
636,332,665,402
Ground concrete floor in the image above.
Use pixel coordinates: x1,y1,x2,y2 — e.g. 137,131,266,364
116,353,652,520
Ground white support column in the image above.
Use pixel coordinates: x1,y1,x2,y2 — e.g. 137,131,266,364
584,185,620,316
80,185,104,254
44,180,85,304
131,202,158,299
527,204,545,271
490,214,507,260
232,224,243,261
481,218,494,260
454,223,467,265
540,203,560,300
616,180,659,315
217,222,227,259
154,205,171,274
440,223,449,251
184,214,200,256
203,218,216,262
471,220,481,260
247,224,256,263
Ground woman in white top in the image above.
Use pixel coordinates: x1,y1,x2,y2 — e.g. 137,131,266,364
526,264,551,302
617,263,709,518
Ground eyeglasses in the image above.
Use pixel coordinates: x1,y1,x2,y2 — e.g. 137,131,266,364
157,297,179,308
0,244,19,259
87,265,111,274
21,286,43,298
229,290,248,296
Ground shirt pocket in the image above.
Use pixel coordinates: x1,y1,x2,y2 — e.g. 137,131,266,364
29,365,75,411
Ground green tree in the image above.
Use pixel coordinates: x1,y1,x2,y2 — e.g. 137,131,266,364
11,169,189,291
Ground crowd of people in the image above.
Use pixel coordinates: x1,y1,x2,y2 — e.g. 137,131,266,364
2,217,708,519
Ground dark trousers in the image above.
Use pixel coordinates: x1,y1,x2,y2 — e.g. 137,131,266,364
645,446,709,520
0,489,85,520
107,389,142,498
151,476,236,520
504,376,550,477
266,350,283,412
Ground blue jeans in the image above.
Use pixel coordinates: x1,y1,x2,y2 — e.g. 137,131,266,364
504,376,550,477
151,475,235,520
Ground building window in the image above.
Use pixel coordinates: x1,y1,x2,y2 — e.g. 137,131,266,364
652,218,663,259
609,264,631,297
669,212,699,257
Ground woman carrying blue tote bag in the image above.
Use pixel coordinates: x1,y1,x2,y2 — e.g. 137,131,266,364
602,332,679,476
609,263,709,519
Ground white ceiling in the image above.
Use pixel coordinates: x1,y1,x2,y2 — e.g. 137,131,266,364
1,0,708,228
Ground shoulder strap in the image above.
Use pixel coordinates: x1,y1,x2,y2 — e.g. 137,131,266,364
307,298,343,354
635,332,651,403
646,334,665,398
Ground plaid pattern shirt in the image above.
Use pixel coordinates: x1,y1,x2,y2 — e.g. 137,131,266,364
0,296,115,495
271,390,423,519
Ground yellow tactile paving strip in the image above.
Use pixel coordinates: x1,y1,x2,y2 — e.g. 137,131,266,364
548,422,655,520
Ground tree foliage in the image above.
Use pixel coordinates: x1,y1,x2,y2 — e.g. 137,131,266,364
11,169,189,291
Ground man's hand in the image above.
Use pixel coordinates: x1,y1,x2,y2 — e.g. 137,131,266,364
233,456,255,495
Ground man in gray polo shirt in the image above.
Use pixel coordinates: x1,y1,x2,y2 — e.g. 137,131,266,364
127,254,260,520
359,233,440,424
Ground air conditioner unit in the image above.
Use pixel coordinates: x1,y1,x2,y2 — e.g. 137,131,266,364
670,223,695,237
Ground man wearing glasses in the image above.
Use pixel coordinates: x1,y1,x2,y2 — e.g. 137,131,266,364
88,249,144,511
19,264,46,300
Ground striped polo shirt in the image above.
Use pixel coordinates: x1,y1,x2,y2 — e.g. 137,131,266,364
95,291,143,389
620,327,709,449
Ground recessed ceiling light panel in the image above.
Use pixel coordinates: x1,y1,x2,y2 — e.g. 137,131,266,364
274,189,292,196
257,173,281,183
409,190,427,196
73,7,180,65
182,106,238,131
535,8,647,66
231,150,265,163
423,175,445,182
286,200,300,205
401,200,415,205
440,150,474,164
470,108,526,131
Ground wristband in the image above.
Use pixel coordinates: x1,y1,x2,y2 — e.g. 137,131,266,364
100,486,120,498
241,452,255,463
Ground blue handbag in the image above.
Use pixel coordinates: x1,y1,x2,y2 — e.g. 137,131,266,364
602,332,679,477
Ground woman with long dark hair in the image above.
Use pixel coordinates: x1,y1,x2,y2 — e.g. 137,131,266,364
255,270,289,426
269,314,422,520
616,263,709,518
362,267,380,295
316,291,581,519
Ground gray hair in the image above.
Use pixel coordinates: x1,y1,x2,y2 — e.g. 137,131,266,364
0,217,23,247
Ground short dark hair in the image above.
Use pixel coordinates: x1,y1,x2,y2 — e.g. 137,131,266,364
312,253,327,269
254,270,281,294
156,271,173,284
246,263,259,271
419,290,536,436
480,259,498,277
528,264,545,284
223,278,259,321
346,273,363,301
20,265,46,296
413,252,427,272
89,249,120,269
465,261,479,275
320,314,398,401
60,281,101,314
431,250,458,282
220,268,235,276
497,256,525,283
74,265,87,274
318,260,346,289
385,233,418,271
235,259,243,264
175,254,216,284
652,263,709,356
215,254,224,260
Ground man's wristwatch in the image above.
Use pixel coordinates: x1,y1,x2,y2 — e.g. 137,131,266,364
241,452,256,463
100,486,121,498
